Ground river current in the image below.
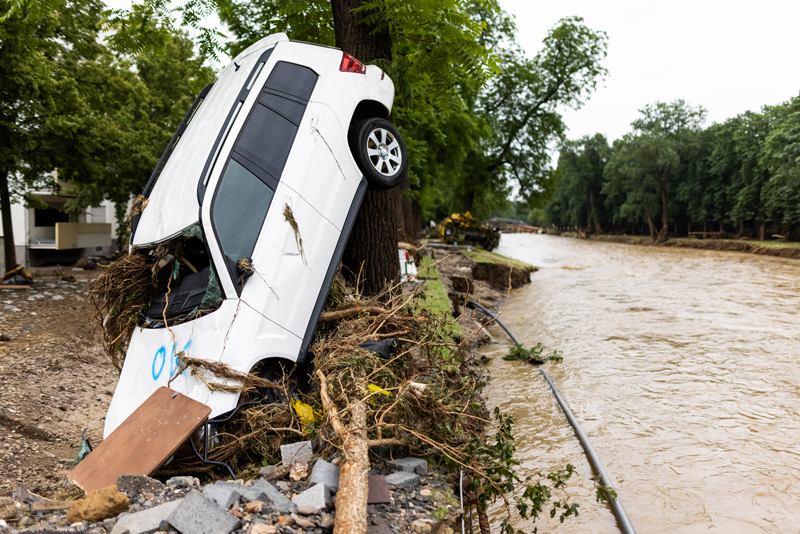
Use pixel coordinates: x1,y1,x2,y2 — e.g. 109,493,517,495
481,234,800,533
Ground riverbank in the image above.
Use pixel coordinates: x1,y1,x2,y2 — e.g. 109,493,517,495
556,232,800,259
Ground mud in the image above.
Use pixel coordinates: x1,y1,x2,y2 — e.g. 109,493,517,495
0,269,115,498
573,233,800,259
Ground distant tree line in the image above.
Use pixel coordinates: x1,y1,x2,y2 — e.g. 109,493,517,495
542,95,800,242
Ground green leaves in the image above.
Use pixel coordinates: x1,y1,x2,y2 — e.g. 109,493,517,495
503,343,563,364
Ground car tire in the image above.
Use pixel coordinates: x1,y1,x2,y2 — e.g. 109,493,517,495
355,118,408,191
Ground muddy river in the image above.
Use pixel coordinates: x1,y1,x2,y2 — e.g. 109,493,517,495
481,234,800,534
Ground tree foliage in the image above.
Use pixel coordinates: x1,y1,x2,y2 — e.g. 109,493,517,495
545,93,800,242
0,0,210,268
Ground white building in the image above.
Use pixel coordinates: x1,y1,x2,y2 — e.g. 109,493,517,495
0,183,120,272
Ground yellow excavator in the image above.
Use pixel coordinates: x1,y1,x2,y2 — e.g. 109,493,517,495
439,212,500,250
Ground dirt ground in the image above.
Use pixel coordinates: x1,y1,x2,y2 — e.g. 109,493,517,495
0,249,526,501
0,267,117,498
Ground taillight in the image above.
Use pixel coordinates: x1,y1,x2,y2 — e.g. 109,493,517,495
340,52,367,74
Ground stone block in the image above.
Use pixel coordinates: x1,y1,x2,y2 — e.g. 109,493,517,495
166,476,195,489
202,482,242,509
280,441,313,465
110,499,182,534
386,457,428,475
291,483,330,512
250,479,296,514
258,466,278,477
167,490,240,534
367,475,390,505
116,475,165,496
385,472,420,489
309,459,339,492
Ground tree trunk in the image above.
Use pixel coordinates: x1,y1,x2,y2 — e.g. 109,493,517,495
342,188,401,295
657,183,669,241
333,401,369,534
588,188,601,234
758,222,766,241
333,0,399,296
645,207,656,242
463,190,475,213
736,219,744,239
719,220,724,233
0,171,19,273
687,221,691,237
397,174,421,242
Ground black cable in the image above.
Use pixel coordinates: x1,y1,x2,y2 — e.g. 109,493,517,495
468,300,636,534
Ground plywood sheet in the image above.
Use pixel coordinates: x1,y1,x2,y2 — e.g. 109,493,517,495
69,387,211,493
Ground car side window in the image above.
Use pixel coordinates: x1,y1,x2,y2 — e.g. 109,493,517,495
265,62,317,101
211,62,318,289
212,159,275,263
231,62,319,180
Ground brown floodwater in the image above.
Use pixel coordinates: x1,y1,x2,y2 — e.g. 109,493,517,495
481,234,800,534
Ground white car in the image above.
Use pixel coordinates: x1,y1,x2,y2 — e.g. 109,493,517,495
104,33,407,438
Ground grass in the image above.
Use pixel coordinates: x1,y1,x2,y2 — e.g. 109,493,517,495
417,256,439,280
461,250,535,271
415,255,462,338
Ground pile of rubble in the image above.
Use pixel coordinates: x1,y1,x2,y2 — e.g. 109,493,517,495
1,440,461,534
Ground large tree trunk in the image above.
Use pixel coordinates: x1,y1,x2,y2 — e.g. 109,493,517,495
334,0,400,296
0,171,19,273
463,190,475,213
396,173,420,242
342,189,401,295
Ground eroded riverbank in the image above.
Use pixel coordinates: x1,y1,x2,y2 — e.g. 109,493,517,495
482,234,800,534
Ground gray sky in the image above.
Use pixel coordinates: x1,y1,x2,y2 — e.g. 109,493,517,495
500,0,800,143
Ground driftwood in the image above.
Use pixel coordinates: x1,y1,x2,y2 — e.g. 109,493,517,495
318,307,388,322
318,371,370,534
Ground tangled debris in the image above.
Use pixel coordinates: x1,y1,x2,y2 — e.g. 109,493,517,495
89,254,157,370
89,224,223,371
163,274,576,534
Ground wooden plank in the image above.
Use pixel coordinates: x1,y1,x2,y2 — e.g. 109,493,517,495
68,387,211,493
0,285,30,290
31,501,74,511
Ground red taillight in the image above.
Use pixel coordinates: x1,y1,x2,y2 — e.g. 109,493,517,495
340,52,367,74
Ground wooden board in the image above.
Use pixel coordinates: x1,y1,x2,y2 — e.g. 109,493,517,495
69,387,211,493
0,285,30,290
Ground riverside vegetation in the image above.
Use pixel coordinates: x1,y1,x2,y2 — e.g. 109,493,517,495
540,96,800,243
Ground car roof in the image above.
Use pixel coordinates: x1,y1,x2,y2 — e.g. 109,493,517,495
132,33,290,247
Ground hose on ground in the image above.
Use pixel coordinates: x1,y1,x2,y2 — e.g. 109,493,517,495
467,300,636,534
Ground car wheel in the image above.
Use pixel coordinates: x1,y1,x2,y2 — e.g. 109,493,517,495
355,118,408,191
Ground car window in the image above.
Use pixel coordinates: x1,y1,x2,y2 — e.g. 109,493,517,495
230,62,319,181
265,62,317,101
211,159,274,262
235,103,298,179
259,92,306,125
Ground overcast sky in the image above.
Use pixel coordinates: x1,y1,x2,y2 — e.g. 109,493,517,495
500,0,800,144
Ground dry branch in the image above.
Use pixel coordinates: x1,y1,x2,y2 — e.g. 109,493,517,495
318,306,388,322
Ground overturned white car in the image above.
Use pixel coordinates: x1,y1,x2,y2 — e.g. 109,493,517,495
104,33,407,438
